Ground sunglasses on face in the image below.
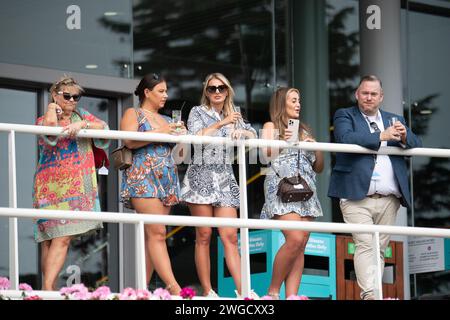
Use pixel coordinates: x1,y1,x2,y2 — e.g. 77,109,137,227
57,91,81,102
206,85,228,94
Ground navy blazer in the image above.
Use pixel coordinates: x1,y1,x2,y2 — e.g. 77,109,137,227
328,106,422,208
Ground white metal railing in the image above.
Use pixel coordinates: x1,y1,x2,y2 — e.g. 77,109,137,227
1,122,450,300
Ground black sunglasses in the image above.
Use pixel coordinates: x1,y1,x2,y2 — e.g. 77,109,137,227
58,91,81,102
206,85,228,94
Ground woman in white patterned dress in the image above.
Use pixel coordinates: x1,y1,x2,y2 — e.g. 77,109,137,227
260,87,324,299
180,73,257,297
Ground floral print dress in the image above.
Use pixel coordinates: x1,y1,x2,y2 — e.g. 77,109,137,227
120,109,180,209
33,107,110,242
180,105,257,207
261,147,323,219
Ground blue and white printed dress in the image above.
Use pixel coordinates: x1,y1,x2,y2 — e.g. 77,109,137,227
261,147,323,219
180,105,257,208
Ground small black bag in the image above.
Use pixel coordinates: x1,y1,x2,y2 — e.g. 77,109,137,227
273,149,314,203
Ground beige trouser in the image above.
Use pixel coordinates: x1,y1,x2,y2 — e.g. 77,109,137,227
340,195,400,300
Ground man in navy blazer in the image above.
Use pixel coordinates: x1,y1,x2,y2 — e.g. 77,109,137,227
328,75,421,300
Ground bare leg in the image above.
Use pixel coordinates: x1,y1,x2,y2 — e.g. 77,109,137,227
42,236,72,290
284,232,310,297
215,207,241,294
145,233,154,287
132,198,181,295
267,214,312,297
40,240,51,279
188,203,214,295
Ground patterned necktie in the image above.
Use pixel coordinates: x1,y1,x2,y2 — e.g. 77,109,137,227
366,117,381,133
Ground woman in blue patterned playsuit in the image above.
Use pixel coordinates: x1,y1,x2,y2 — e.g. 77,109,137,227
120,73,186,295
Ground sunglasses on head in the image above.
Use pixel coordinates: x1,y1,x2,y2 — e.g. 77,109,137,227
206,85,228,94
57,91,81,102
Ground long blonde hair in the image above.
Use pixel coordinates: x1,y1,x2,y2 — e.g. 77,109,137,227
269,87,310,140
200,73,236,117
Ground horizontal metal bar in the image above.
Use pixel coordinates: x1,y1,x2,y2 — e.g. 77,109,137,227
1,207,449,239
0,122,448,158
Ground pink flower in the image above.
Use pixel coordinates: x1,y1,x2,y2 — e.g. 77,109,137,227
118,287,137,300
60,283,91,300
135,289,152,300
0,277,10,290
244,297,254,300
180,287,196,300
91,286,111,300
19,283,33,291
23,295,42,300
286,295,309,300
152,288,172,300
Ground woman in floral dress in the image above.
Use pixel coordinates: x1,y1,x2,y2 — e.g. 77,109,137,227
260,87,324,299
180,73,257,298
33,76,110,290
120,73,186,295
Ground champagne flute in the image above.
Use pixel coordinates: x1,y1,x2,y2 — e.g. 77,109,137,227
233,106,243,139
234,106,242,128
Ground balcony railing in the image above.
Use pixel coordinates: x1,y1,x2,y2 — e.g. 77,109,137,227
1,122,450,300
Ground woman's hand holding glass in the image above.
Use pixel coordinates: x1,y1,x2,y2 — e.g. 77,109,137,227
173,121,187,135
221,112,241,126
160,122,187,135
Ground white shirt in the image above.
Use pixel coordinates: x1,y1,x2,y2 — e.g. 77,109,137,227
363,110,402,198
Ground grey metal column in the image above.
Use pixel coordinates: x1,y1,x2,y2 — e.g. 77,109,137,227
359,0,403,114
291,0,331,222
359,0,410,300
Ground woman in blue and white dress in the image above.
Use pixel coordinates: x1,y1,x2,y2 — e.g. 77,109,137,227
260,87,324,299
180,73,257,297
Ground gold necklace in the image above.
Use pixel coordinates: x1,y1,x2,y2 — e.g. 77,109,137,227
141,108,160,128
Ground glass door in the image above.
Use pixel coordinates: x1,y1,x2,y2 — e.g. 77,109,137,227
0,86,39,288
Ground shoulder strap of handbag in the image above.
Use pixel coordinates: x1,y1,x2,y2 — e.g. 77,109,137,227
270,146,302,179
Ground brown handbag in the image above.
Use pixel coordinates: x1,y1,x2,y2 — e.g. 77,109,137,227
276,174,313,202
111,145,132,170
273,149,314,203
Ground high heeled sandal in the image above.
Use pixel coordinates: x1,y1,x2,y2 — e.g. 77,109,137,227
165,283,180,295
268,292,280,300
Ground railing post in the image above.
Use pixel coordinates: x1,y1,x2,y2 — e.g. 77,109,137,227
8,130,19,290
372,232,383,300
135,221,146,290
237,141,251,298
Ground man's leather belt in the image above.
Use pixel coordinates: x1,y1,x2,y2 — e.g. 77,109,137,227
367,193,388,199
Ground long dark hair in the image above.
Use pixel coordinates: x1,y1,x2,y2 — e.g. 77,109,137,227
134,73,165,106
